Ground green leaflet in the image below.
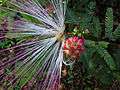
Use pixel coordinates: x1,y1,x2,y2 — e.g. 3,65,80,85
105,8,113,39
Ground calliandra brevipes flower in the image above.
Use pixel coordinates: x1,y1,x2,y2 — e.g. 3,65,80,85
0,0,67,90
63,36,85,65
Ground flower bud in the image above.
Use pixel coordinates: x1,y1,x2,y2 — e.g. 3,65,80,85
63,36,85,60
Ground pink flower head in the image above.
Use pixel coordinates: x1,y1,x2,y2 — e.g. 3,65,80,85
63,36,85,59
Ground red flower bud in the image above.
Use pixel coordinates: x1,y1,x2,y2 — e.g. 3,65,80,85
63,36,85,59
